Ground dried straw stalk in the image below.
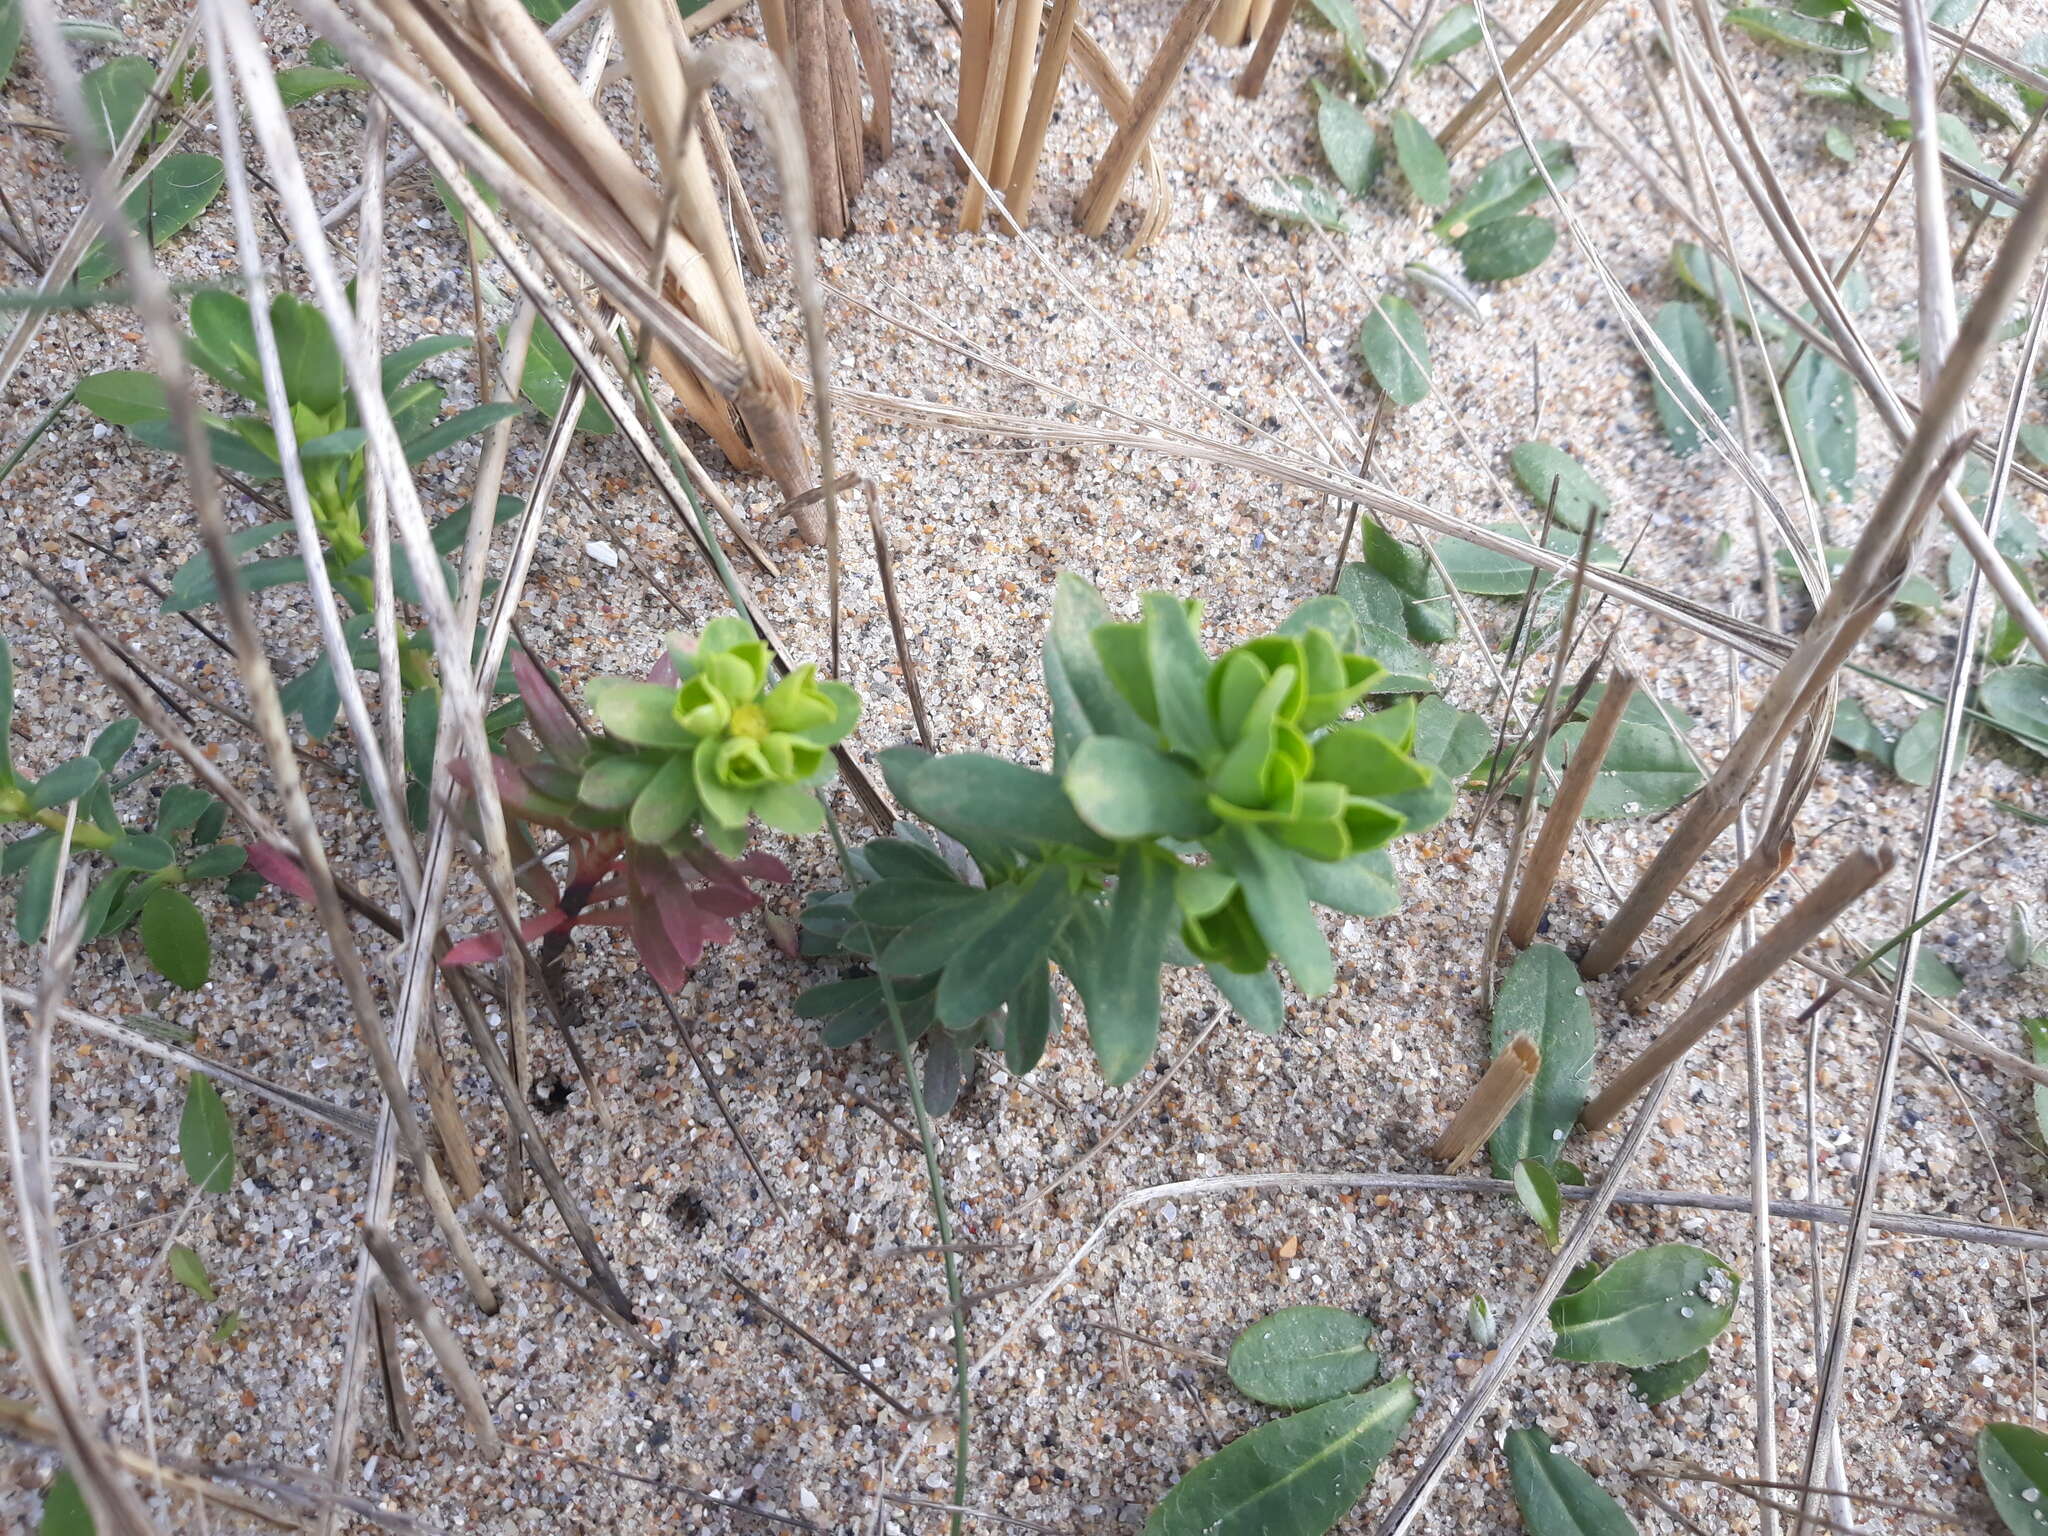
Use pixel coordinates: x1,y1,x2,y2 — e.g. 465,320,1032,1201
1430,1036,1542,1171
760,0,892,237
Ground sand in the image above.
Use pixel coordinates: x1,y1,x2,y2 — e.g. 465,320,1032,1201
1,0,2047,1530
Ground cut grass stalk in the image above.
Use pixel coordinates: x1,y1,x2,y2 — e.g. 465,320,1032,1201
1505,667,1635,948
1439,0,1611,156
1077,0,1222,238
1621,830,1796,1007
1429,1035,1541,1171
1582,845,1898,1133
362,1227,504,1461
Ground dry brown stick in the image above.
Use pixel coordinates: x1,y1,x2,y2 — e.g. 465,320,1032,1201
792,0,846,238
953,0,999,152
361,1228,503,1461
1209,0,1255,46
864,481,937,751
989,0,1043,189
1505,668,1636,948
467,1204,663,1354
1002,0,1083,221
1621,831,1797,1007
1788,955,2048,1088
1236,0,1298,96
369,1284,418,1459
1430,1035,1542,1171
1582,846,1897,1132
1439,0,1609,155
1076,0,1221,237
958,0,1019,231
1577,427,1980,981
412,1017,487,1203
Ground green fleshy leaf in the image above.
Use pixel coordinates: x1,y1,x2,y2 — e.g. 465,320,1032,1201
76,153,225,285
140,887,210,990
1390,109,1450,205
1433,139,1576,240
27,756,104,811
169,1241,215,1300
1313,80,1381,196
1647,300,1732,457
1726,7,1869,53
1065,735,1218,840
1782,347,1858,502
1505,1428,1640,1534
1513,1157,1562,1247
1227,1306,1378,1409
179,1072,236,1192
1980,1421,2048,1535
1357,294,1432,407
1508,441,1609,532
1063,846,1179,1084
1245,175,1358,232
1488,944,1594,1176
1456,215,1556,282
1549,1243,1739,1367
1630,1348,1710,1406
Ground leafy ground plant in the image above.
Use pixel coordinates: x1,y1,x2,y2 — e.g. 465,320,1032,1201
441,625,859,991
0,638,255,989
799,572,1452,1098
76,290,525,759
1147,1300,1414,1536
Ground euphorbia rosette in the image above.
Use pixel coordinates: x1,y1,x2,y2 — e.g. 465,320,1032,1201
579,618,861,856
438,636,811,990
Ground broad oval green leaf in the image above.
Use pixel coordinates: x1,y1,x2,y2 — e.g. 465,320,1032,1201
40,1468,94,1536
1245,174,1358,232
1142,1378,1418,1536
1432,139,1576,240
1415,3,1479,66
1891,704,1942,786
1457,214,1556,282
1509,441,1609,531
77,153,225,285
1357,294,1431,407
1982,666,2048,755
1390,109,1450,206
273,64,365,107
1227,1306,1378,1409
1648,301,1732,457
1549,1243,1739,1367
1981,1420,2048,1535
1505,1427,1640,1535
506,316,614,434
1783,347,1858,502
1435,521,1620,597
179,1072,236,1192
12,831,59,944
168,1241,215,1300
141,886,211,991
80,56,155,156
78,369,173,426
1541,718,1704,819
1489,944,1594,1175
1313,80,1381,197
1727,7,1869,54
1630,1347,1709,1405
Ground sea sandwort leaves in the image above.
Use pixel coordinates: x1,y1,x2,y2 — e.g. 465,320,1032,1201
140,886,211,991
80,56,155,156
1891,704,1942,786
1670,240,1787,339
1357,294,1432,406
1246,174,1358,232
1982,666,2048,755
2024,1018,2048,1148
179,1072,235,1193
1825,123,1859,162
1505,1428,1641,1535
1629,1347,1710,1405
1313,80,1381,196
1726,6,1870,53
1414,2,1479,66
1457,215,1556,282
1513,1157,1563,1248
77,153,226,285
1227,1306,1378,1409
1549,1243,1740,1367
1783,347,1858,501
39,1469,93,1536
1647,301,1732,457
1509,441,1609,531
1432,139,1576,240
1435,521,1620,597
168,1242,215,1300
1390,109,1450,205
1542,718,1705,819
1979,1421,2048,1535
1142,1378,1418,1536
1489,944,1594,1175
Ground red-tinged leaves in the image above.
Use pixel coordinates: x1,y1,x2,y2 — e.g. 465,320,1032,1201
245,841,315,903
441,908,573,967
733,850,793,885
513,650,587,766
645,652,677,686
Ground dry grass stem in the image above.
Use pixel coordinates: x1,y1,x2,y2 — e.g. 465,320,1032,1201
1621,830,1798,1007
361,1228,505,1461
1505,668,1636,949
1077,0,1221,238
1582,845,1898,1132
1429,1035,1542,1172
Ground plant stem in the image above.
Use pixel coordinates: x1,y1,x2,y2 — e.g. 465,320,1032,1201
824,810,970,1535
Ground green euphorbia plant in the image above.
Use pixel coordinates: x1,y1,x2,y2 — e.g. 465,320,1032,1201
799,574,1450,1103
439,622,861,991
